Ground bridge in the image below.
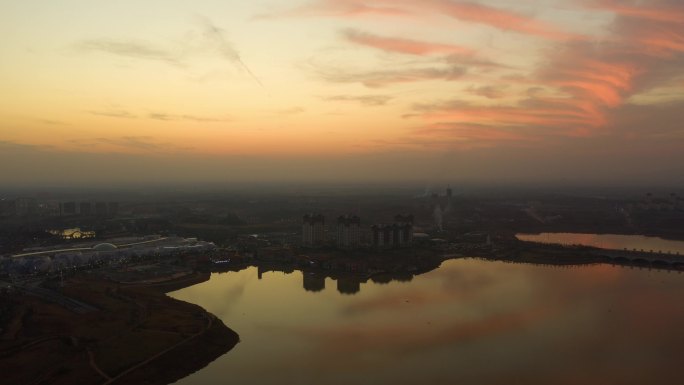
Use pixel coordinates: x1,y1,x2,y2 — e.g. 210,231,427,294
591,248,684,268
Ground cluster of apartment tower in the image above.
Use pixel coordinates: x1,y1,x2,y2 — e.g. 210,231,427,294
302,213,413,250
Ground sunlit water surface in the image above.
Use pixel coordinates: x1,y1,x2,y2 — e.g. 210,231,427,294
170,259,684,385
517,233,684,254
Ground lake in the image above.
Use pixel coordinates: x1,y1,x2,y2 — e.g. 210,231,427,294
169,259,684,385
516,233,684,255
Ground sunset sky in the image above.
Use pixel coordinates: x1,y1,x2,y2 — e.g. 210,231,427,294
1,0,683,186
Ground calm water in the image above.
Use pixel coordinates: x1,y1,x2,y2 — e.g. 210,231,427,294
170,259,684,385
517,233,684,254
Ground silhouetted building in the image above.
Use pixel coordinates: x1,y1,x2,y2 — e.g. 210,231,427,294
429,186,453,230
60,201,118,217
0,199,16,217
79,202,92,216
372,224,392,249
60,201,77,215
95,202,108,216
302,214,325,247
394,215,414,246
108,202,119,216
336,215,361,249
372,214,413,249
15,197,37,216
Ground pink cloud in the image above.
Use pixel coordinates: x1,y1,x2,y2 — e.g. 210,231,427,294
256,0,412,19
427,0,585,41
589,0,684,23
343,29,475,56
268,1,584,41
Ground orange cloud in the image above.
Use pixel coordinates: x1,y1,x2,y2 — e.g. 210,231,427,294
271,1,584,41
257,0,412,19
342,29,475,56
542,53,642,98
590,0,684,23
414,123,533,144
427,0,585,41
414,97,606,130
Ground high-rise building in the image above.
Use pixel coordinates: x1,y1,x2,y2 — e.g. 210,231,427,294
95,202,108,216
15,197,37,216
79,202,92,216
372,215,413,249
371,224,394,249
302,214,325,247
394,215,414,246
60,201,77,216
108,202,119,216
336,215,361,249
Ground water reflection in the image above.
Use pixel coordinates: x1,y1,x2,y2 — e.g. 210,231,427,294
336,277,360,295
170,259,684,385
303,273,325,292
517,232,684,255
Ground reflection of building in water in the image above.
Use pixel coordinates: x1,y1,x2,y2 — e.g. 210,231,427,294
336,215,361,250
302,214,325,248
303,272,326,292
337,277,360,295
371,214,414,249
257,265,294,280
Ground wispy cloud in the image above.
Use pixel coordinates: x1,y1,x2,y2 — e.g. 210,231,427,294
275,107,306,115
262,0,583,41
73,16,262,86
147,112,230,122
75,39,182,65
197,16,264,87
314,63,466,87
88,108,229,123
96,136,162,150
88,109,138,119
321,94,393,106
587,0,684,23
0,140,53,152
395,0,684,145
255,0,412,19
342,29,474,56
466,85,508,99
427,0,585,41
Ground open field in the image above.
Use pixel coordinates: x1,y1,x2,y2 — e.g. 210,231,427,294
0,275,238,385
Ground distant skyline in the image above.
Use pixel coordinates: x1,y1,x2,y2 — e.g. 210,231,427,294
1,0,683,187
